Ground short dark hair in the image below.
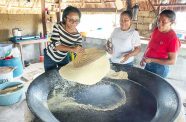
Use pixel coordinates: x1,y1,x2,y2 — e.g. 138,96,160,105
160,9,176,22
120,10,132,20
62,6,81,24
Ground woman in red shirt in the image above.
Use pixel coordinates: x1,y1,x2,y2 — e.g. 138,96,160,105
140,10,181,78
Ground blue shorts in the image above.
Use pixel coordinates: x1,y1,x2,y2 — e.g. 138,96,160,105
43,49,70,72
144,62,169,78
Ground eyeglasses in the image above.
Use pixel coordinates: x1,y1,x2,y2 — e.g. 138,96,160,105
120,19,130,23
66,16,80,24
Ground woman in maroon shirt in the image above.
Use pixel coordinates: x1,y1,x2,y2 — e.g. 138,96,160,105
140,10,181,78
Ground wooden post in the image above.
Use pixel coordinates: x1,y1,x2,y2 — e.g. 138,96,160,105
56,0,62,22
126,0,132,11
41,0,47,37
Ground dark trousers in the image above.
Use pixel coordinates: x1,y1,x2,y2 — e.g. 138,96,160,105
144,62,169,78
44,49,70,72
111,62,133,72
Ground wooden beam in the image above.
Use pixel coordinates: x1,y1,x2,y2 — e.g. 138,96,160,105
84,0,101,3
41,0,47,37
153,3,186,7
0,6,40,9
147,0,157,14
82,0,85,8
56,0,62,22
61,8,122,12
103,0,115,2
156,4,161,15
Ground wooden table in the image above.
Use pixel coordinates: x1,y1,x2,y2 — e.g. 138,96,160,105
14,39,48,67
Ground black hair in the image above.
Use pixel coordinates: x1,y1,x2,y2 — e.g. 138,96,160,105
62,6,81,24
120,10,133,20
160,9,176,22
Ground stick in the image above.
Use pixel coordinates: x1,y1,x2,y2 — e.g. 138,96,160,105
0,84,23,94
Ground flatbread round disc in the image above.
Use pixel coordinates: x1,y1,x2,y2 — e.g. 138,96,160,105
73,48,106,68
59,48,110,85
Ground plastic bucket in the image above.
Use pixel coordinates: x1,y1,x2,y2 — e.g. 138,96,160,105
0,57,23,78
39,55,44,62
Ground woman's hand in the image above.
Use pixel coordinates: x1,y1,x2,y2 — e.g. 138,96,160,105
144,58,153,63
105,40,113,54
120,54,131,63
140,58,146,67
107,49,113,54
140,57,153,66
73,46,84,53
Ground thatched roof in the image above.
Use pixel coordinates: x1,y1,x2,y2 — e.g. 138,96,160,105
138,0,186,11
60,0,186,12
0,0,186,14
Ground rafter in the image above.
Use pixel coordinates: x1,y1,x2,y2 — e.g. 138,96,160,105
153,3,186,7
147,0,156,14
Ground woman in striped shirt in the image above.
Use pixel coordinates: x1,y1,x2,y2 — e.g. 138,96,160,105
44,6,84,71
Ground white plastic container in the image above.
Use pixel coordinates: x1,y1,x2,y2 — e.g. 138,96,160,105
0,44,13,58
12,28,22,37
0,67,14,84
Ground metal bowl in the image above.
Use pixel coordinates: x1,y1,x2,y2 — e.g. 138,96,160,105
26,67,181,122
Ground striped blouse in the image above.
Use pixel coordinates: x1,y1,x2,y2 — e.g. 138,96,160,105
46,23,83,62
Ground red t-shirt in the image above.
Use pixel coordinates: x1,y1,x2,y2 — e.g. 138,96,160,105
145,27,181,59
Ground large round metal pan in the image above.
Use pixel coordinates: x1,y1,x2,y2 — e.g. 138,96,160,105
26,67,181,122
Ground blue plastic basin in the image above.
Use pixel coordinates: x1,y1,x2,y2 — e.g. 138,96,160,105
0,81,24,106
0,57,23,78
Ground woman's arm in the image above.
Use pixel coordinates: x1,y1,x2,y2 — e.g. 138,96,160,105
144,52,177,65
120,46,141,63
128,46,141,57
55,45,84,53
